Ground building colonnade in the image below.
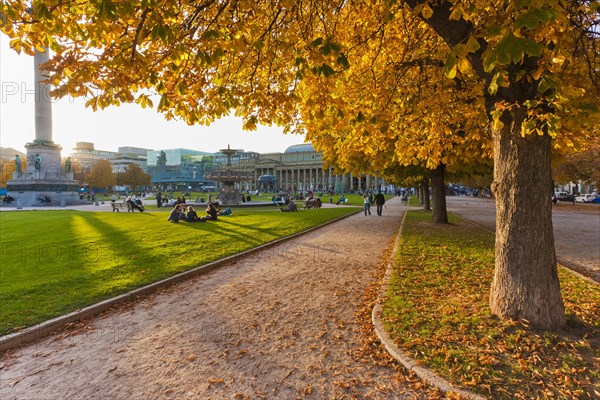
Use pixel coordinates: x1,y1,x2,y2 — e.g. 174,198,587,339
251,166,386,193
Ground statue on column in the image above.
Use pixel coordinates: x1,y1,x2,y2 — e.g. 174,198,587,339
64,156,72,174
34,153,42,171
14,155,22,175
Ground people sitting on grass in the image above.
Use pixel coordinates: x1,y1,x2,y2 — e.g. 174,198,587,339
206,201,219,220
168,204,186,222
336,194,346,205
280,200,298,212
218,207,232,216
186,206,203,222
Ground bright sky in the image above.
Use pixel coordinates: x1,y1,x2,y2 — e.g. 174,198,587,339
0,34,307,155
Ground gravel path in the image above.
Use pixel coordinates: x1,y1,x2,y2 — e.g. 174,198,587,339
446,197,600,282
0,199,438,399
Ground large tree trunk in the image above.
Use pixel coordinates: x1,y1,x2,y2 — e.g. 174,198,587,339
403,0,567,331
430,164,448,224
420,178,431,211
489,108,565,330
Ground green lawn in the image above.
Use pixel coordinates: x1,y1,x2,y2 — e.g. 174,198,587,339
0,207,358,335
408,194,420,207
383,210,599,399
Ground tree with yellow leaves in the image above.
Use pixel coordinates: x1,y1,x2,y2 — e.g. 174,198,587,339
2,0,598,329
85,159,115,191
0,158,26,187
115,163,152,190
295,13,493,223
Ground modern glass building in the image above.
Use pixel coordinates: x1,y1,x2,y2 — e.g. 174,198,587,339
147,148,216,190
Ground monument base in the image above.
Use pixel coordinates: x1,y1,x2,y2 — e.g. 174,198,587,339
6,180,83,207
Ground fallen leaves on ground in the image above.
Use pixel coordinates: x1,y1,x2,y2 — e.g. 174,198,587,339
382,211,600,399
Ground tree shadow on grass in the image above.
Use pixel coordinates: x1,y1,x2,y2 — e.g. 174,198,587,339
216,218,287,236
176,219,269,247
79,213,185,293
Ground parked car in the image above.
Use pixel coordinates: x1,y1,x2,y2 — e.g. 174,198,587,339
555,192,574,202
592,196,600,204
575,194,596,203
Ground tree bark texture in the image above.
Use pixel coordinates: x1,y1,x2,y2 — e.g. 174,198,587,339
420,178,431,211
430,164,448,224
489,109,565,330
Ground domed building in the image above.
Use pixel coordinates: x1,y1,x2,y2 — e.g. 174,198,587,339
284,144,316,153
240,143,388,193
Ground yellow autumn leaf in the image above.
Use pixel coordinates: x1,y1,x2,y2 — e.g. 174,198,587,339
458,57,472,74
493,117,504,131
422,4,434,19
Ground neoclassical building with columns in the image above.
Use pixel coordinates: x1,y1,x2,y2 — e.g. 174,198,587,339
235,143,388,193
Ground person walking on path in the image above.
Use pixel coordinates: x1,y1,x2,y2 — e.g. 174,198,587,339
363,193,371,216
374,190,386,216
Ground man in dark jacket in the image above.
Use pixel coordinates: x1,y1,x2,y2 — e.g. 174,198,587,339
374,190,386,216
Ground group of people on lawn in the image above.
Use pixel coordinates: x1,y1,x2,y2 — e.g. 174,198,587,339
168,201,231,223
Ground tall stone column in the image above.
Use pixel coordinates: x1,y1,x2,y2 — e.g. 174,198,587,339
282,170,286,189
23,48,64,180
6,47,81,206
34,49,53,144
304,169,308,190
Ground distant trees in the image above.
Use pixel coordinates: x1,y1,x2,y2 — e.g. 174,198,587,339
553,136,600,189
85,159,114,191
115,163,151,189
0,158,26,187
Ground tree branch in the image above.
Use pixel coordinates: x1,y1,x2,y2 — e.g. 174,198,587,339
131,7,150,60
